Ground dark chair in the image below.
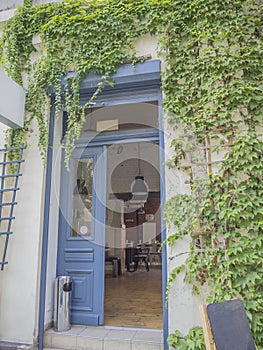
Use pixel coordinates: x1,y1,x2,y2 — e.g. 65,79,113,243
133,252,149,272
125,246,150,272
105,256,121,277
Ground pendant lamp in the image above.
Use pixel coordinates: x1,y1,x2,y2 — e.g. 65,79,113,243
130,144,148,205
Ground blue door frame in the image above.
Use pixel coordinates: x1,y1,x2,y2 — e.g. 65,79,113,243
38,60,168,350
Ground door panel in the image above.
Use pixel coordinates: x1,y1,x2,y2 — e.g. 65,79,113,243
57,146,106,325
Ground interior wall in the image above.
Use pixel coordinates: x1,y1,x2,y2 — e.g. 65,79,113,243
124,198,161,243
106,200,124,257
105,140,161,285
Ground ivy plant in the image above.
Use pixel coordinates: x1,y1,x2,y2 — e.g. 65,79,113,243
163,0,263,348
0,0,262,347
0,0,173,163
167,327,205,350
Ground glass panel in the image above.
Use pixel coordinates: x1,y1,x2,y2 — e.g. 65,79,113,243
81,102,158,134
71,158,93,238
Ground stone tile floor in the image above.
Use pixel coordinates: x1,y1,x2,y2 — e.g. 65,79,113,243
44,325,164,350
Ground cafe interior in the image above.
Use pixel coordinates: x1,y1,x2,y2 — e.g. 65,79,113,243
79,103,163,329
104,141,163,329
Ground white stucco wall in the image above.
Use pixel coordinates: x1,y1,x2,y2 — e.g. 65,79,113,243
0,7,48,345
164,121,206,336
0,123,8,146
0,0,23,11
0,120,45,345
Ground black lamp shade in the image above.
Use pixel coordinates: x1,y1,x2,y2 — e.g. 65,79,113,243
131,176,148,203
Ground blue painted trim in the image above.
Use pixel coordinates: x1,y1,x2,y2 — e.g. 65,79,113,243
98,145,107,324
74,128,159,148
62,60,161,92
158,91,169,350
37,95,56,350
60,60,161,108
79,85,160,107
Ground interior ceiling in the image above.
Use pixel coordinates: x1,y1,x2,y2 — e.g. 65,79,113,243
107,142,160,195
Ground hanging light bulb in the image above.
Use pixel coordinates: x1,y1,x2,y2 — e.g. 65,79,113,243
130,143,148,206
131,175,148,203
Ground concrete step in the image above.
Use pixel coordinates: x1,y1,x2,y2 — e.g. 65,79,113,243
0,341,33,350
44,325,164,350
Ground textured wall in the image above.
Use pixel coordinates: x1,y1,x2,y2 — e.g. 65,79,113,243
0,119,45,345
0,0,23,12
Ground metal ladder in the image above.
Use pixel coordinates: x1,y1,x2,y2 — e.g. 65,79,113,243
0,144,25,270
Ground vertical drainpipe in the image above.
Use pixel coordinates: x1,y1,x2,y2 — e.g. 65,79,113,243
37,94,55,350
158,90,169,350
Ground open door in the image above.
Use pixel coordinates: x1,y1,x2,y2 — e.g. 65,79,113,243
57,146,106,325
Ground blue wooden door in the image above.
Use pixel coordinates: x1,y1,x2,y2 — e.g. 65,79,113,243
57,146,106,325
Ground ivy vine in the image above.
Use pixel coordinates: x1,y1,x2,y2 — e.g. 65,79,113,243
163,0,263,347
167,327,205,350
0,0,168,162
0,0,262,347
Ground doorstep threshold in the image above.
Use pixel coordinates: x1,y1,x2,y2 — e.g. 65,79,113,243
44,324,164,350
0,341,33,350
103,325,163,332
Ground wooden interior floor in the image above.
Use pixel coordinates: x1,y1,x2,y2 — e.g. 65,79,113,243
104,266,163,329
